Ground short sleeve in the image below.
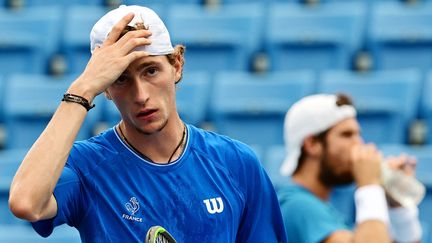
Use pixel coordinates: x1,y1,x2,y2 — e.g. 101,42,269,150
235,150,288,243
32,166,83,237
279,187,348,243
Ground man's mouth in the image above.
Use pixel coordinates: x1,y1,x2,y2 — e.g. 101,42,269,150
137,109,156,118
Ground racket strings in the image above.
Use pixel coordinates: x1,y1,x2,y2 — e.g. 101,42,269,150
146,226,176,243
155,234,170,243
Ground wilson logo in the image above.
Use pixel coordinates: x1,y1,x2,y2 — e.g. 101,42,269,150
203,197,224,214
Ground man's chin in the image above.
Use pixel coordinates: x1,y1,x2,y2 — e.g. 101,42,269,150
320,174,354,187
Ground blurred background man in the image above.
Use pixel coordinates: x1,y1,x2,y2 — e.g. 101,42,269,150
278,93,423,243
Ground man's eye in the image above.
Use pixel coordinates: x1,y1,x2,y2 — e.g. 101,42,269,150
115,76,128,85
146,67,158,76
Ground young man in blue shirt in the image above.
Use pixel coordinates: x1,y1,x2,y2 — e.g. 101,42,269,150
278,93,422,243
9,5,287,242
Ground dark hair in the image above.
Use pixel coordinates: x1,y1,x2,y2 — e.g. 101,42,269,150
335,93,354,107
292,93,354,175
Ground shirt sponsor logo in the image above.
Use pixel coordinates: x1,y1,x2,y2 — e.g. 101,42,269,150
203,197,224,214
122,197,143,223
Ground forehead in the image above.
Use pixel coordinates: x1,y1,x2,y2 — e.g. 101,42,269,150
126,55,169,70
328,117,359,134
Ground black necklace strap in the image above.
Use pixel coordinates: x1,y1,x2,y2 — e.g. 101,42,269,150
117,123,187,164
118,124,154,162
168,124,187,163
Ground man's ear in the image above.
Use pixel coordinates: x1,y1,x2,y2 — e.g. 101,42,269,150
303,136,323,158
174,53,184,84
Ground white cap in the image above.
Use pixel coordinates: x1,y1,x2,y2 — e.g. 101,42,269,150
90,5,174,55
280,94,357,176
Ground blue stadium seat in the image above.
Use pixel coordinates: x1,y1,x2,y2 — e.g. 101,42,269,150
166,3,263,73
3,74,102,149
123,0,201,5
421,71,432,144
62,5,108,74
368,1,432,72
219,0,269,3
0,149,28,225
0,225,80,243
0,76,5,147
266,1,367,72
210,70,315,149
176,71,211,127
0,75,4,122
249,144,265,164
262,145,288,191
422,221,432,243
319,69,422,144
19,0,104,7
0,6,61,75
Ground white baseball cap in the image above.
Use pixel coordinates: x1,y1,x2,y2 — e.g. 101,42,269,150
280,94,357,176
90,5,174,55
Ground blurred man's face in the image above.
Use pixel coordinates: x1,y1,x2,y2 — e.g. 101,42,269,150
318,117,362,187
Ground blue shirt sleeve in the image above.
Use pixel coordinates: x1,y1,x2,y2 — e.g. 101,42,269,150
235,147,288,243
32,165,84,237
279,186,348,243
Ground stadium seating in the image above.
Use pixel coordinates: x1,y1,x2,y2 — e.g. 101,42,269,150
261,144,288,190
0,76,5,148
62,5,109,74
166,3,264,73
3,74,102,149
0,75,4,122
122,0,201,5
210,70,315,149
421,71,432,144
319,69,422,144
368,1,432,72
14,0,104,8
0,225,80,243
266,1,367,72
0,149,28,225
176,71,211,126
0,6,61,75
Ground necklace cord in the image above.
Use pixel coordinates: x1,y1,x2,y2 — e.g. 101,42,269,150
117,124,187,164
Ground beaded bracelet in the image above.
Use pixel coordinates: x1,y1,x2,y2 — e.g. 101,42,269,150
62,93,95,111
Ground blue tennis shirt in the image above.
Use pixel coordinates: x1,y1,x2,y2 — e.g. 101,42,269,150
32,124,287,242
278,182,349,243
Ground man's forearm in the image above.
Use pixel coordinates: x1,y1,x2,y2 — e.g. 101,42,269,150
9,100,88,220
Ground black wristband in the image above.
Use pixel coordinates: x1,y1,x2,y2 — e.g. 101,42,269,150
62,93,95,111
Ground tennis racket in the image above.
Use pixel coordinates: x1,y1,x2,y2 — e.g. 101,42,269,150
145,226,177,243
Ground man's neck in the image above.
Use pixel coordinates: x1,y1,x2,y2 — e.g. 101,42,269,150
292,169,332,201
119,117,185,164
